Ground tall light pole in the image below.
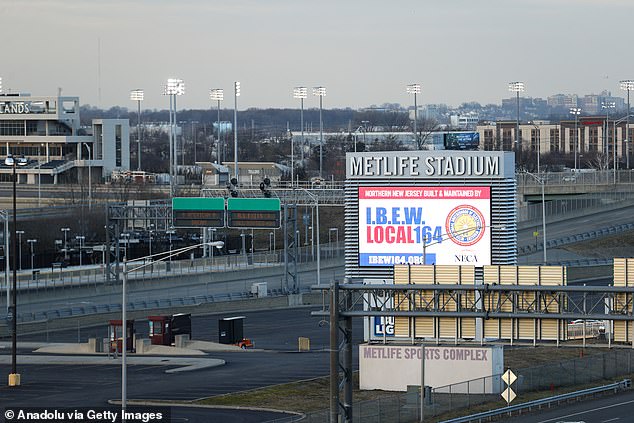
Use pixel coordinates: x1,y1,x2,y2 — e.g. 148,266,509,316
620,80,634,169
293,87,308,184
232,81,241,182
313,87,326,179
61,227,70,261
602,101,615,156
570,108,582,170
163,78,185,197
210,88,224,163
6,153,27,387
27,239,36,270
406,84,421,146
509,82,525,152
119,241,224,415
15,231,24,271
130,89,144,171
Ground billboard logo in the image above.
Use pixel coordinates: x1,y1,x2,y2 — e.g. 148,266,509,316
445,205,485,247
454,254,479,263
374,316,394,336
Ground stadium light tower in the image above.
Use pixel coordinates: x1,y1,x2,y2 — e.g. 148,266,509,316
508,82,525,151
621,80,634,169
163,78,185,196
129,89,144,171
233,82,240,181
293,87,308,185
210,88,224,163
570,107,582,170
406,84,421,146
313,87,326,179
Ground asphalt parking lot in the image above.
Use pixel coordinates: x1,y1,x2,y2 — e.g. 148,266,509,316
0,307,364,421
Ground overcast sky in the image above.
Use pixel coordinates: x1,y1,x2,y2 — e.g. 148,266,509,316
2,0,632,111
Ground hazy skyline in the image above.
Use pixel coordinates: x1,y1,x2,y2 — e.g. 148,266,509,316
2,0,633,111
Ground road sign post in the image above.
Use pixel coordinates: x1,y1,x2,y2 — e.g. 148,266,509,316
501,368,517,406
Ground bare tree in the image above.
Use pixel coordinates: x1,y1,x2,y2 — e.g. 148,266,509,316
415,118,440,150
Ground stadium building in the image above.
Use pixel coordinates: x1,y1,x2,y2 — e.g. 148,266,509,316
0,93,130,185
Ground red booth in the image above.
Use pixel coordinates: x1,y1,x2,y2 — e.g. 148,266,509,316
148,316,170,346
148,314,192,346
108,319,135,353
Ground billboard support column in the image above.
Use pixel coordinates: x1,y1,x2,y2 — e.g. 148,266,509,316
343,290,353,422
329,281,339,423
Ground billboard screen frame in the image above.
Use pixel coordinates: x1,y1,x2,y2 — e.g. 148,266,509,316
358,186,492,267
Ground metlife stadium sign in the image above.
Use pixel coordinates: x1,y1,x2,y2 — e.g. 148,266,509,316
358,186,491,266
345,151,517,279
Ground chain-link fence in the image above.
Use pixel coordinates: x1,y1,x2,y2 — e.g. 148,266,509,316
298,348,634,423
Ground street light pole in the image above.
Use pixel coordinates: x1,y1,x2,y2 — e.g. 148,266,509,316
27,239,36,270
76,235,85,267
621,80,633,169
9,158,18,386
6,153,27,387
313,87,326,179
210,89,224,164
119,241,224,414
61,227,70,261
406,84,421,146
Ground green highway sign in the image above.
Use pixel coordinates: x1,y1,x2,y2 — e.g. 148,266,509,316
227,198,281,229
172,197,225,228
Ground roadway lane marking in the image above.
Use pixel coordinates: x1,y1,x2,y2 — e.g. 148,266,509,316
537,398,634,422
601,419,620,422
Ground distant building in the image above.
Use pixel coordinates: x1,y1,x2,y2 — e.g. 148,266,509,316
450,114,480,130
476,118,632,161
547,94,579,109
582,91,625,115
221,161,290,187
0,93,130,184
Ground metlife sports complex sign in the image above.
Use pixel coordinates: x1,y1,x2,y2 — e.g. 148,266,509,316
345,151,516,280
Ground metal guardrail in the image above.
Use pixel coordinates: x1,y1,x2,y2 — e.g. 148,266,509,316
6,287,309,324
438,379,632,423
518,222,634,256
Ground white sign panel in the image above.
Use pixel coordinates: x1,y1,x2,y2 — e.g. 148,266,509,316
359,344,504,393
363,279,395,340
358,186,491,266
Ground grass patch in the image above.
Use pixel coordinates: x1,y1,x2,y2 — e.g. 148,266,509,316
195,346,609,414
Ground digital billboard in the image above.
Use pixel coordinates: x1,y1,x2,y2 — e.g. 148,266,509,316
444,132,480,150
358,186,491,266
